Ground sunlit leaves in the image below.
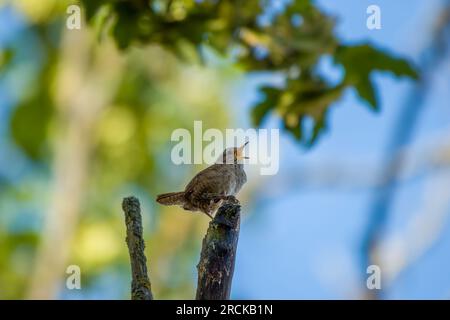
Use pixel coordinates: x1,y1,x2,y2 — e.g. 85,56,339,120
253,74,344,145
1,0,423,300
80,0,418,145
10,101,52,161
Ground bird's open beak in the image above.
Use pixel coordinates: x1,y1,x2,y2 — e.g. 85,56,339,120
237,141,249,159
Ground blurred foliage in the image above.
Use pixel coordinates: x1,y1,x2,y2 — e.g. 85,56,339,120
0,0,230,299
0,0,419,299
0,48,14,71
334,44,418,110
80,0,417,145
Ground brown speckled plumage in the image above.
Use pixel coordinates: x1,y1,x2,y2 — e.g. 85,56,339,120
156,146,247,218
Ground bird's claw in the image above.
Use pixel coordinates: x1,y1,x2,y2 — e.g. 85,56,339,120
203,193,239,204
224,195,240,205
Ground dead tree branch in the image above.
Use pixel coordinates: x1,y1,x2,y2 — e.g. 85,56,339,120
122,196,153,300
196,204,241,300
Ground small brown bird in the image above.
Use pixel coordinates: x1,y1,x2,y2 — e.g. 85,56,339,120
156,143,248,219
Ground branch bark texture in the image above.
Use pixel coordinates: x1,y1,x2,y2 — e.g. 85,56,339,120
196,204,241,300
122,196,153,300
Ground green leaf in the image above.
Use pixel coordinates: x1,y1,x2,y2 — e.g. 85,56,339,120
81,0,110,22
251,87,281,126
77,1,420,149
10,60,54,161
111,3,141,49
10,97,53,161
0,49,14,71
335,44,418,110
308,110,328,147
284,117,303,140
354,77,377,110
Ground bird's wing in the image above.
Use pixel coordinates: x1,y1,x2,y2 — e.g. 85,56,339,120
185,164,229,198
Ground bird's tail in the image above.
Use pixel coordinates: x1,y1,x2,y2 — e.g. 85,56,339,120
156,191,185,206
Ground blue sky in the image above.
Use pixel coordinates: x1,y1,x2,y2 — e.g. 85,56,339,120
231,0,450,299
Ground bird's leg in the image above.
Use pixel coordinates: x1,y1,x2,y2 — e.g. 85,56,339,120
223,195,240,204
202,193,240,205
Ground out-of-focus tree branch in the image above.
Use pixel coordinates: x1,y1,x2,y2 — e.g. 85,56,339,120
27,30,123,299
373,173,450,287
